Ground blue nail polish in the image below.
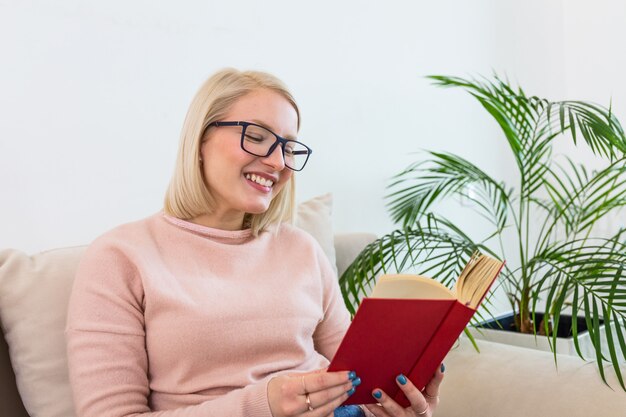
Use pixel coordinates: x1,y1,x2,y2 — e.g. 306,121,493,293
347,387,356,396
372,390,382,399
397,374,407,385
352,377,362,387
348,371,357,380
440,363,446,373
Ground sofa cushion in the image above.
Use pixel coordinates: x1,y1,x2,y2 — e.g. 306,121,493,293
294,192,337,272
334,232,377,278
0,246,85,417
440,337,626,417
0,194,337,417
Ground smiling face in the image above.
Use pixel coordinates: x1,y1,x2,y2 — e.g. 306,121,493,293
196,88,298,230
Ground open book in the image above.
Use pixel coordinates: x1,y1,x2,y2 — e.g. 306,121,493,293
328,252,505,406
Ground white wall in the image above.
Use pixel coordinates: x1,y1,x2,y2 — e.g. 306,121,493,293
560,0,626,235
1,0,622,263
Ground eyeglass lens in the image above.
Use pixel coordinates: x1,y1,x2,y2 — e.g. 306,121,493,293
242,124,309,170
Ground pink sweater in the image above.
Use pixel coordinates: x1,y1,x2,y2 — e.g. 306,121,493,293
65,213,351,416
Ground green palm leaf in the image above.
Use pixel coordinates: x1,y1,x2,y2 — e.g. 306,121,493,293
429,76,626,201
540,157,626,248
386,151,510,232
428,75,551,200
531,238,626,386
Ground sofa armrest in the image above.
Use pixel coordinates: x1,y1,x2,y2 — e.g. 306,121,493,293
334,233,377,277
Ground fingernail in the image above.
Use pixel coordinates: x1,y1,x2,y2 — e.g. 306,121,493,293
396,374,407,385
347,387,356,396
372,390,382,399
440,363,446,373
348,371,357,380
352,377,362,387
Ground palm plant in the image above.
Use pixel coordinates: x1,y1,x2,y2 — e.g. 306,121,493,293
339,74,626,387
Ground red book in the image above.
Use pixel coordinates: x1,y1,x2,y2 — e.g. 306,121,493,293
328,253,505,406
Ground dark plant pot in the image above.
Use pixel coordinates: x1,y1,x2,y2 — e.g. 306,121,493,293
476,312,600,339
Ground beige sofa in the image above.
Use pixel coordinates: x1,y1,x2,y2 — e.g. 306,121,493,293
2,224,626,416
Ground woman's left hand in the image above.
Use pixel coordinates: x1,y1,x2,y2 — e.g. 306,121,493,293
362,364,445,417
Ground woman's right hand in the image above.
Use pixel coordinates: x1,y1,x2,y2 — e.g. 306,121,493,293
268,370,357,417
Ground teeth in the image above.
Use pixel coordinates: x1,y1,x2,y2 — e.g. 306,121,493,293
245,173,274,187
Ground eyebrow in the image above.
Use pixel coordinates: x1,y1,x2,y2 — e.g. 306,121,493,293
249,119,298,141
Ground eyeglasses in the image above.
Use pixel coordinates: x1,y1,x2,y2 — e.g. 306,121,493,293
211,121,312,171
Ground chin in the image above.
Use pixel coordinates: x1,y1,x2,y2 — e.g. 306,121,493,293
243,200,273,215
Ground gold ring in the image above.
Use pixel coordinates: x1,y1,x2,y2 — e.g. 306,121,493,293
306,393,314,411
301,376,307,393
417,403,429,415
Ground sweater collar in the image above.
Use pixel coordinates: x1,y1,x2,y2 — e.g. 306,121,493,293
161,213,254,244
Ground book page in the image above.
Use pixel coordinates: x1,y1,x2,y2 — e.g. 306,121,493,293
370,274,455,300
368,254,504,307
456,254,504,308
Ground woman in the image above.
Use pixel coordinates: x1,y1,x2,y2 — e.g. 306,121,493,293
65,68,444,417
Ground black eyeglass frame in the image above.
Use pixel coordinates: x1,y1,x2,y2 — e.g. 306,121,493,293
211,121,313,171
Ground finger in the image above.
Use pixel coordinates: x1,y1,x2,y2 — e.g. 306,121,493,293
286,367,328,382
363,403,390,417
394,374,430,414
308,379,356,409
301,370,354,394
422,363,445,401
369,389,406,417
309,391,351,417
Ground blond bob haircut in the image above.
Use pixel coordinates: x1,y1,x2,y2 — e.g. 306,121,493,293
164,68,300,235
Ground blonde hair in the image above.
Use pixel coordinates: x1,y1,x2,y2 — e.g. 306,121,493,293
164,68,300,235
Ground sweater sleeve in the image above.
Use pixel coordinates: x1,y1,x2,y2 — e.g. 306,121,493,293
65,241,273,417
311,243,351,361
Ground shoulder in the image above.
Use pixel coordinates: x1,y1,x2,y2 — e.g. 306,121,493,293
270,222,324,253
270,222,337,275
272,222,337,272
92,213,160,243
261,222,323,257
70,217,157,313
83,213,162,262
273,222,316,241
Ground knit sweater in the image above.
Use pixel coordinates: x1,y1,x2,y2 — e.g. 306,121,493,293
65,213,351,417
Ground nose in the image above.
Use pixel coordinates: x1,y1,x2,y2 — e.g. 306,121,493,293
262,143,286,170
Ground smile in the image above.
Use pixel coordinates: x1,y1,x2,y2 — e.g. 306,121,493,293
245,173,274,188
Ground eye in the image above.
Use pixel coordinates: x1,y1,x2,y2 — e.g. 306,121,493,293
244,134,266,143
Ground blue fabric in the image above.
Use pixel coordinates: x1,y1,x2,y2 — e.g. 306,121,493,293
334,405,365,417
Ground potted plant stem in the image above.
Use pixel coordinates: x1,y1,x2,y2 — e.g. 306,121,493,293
339,74,626,388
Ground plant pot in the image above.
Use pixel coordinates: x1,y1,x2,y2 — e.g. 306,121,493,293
471,312,620,360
